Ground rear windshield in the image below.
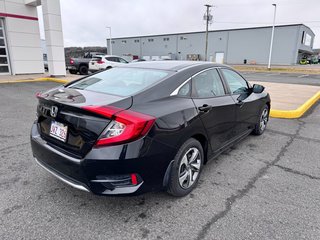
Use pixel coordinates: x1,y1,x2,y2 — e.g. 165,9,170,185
91,57,102,61
68,67,169,96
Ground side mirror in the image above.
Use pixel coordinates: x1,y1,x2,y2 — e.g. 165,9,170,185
252,84,265,94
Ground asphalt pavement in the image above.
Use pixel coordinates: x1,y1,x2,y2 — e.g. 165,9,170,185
241,71,320,86
1,82,320,240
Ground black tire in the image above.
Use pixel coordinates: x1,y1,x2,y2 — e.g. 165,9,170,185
105,66,112,70
252,104,269,135
167,138,204,197
79,65,88,75
69,69,77,74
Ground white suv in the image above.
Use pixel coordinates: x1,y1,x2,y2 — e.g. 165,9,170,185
89,55,128,72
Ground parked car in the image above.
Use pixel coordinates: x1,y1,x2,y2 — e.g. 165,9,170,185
67,52,106,75
31,61,270,197
131,58,146,63
300,56,319,65
89,55,128,72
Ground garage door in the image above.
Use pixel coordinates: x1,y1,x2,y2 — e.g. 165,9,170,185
0,19,11,75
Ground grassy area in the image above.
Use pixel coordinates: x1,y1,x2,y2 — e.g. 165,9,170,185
232,65,320,74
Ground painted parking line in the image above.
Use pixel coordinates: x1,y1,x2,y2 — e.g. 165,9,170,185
297,74,309,78
265,73,281,76
240,72,252,75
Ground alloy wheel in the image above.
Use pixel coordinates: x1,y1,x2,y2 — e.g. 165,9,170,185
178,147,201,189
260,108,269,132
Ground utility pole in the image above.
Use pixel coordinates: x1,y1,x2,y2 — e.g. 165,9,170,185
204,4,213,61
106,26,113,55
267,4,277,70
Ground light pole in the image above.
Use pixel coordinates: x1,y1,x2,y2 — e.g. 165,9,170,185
106,26,113,55
204,4,213,61
267,4,277,70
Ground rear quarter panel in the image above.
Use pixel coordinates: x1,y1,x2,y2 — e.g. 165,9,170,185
130,96,211,157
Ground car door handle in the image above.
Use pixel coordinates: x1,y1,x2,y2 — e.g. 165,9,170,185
198,104,212,112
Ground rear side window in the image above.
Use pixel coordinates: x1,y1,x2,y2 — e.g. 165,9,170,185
69,68,169,96
221,69,249,94
177,81,191,96
106,57,118,62
192,69,225,98
118,58,128,63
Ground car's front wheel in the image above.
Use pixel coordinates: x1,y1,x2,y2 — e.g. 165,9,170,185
167,138,203,197
252,104,269,135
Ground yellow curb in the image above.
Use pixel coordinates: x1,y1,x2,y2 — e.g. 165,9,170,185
270,91,320,119
35,78,69,84
0,79,45,84
0,78,69,84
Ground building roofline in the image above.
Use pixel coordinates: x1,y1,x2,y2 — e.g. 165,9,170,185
109,24,313,40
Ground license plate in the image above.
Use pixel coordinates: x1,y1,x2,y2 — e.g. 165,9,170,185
50,121,68,142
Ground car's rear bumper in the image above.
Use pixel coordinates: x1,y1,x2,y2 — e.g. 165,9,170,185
89,63,104,72
67,65,77,70
89,67,103,72
34,157,90,192
30,123,175,195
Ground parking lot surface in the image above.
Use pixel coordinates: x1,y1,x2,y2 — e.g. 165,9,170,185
1,82,320,240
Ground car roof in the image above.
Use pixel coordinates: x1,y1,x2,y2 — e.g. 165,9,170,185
99,55,123,58
125,60,227,72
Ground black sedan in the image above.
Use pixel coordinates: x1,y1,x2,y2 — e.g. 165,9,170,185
31,61,270,197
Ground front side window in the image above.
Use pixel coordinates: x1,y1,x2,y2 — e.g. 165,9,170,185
69,68,169,97
221,68,249,94
192,69,225,98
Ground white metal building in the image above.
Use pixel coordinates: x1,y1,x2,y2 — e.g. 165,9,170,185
108,24,315,65
0,0,65,76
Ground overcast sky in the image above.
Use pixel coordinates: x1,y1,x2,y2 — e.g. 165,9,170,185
38,0,320,48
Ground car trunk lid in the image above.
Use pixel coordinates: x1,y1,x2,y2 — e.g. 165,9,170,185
90,57,104,70
36,87,132,158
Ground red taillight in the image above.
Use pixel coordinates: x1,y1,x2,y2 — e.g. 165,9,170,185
35,92,42,98
35,92,48,99
70,59,74,64
97,60,105,64
131,174,138,185
82,106,121,118
82,106,156,147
